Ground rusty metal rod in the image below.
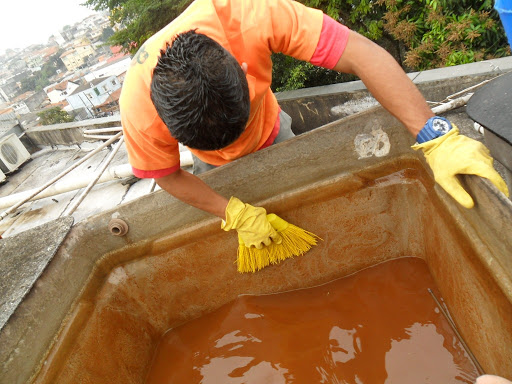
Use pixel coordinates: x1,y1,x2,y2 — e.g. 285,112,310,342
428,288,485,375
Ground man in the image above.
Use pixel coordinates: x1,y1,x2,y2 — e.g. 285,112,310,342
120,0,508,249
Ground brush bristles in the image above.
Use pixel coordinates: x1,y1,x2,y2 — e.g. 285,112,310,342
237,223,320,273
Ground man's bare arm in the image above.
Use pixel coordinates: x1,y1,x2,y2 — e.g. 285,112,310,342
155,169,229,218
334,30,434,137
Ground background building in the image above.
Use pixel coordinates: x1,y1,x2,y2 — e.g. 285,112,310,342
60,43,95,72
66,75,121,118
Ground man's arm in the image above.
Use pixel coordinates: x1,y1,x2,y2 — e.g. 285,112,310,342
333,30,508,206
333,30,434,137
155,169,229,218
155,170,281,247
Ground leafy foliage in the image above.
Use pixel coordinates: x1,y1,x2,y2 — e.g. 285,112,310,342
375,0,510,70
83,0,192,54
100,27,115,42
37,107,74,125
271,54,357,92
20,51,65,93
273,0,510,90
83,0,510,90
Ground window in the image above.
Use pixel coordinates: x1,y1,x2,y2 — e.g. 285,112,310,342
94,87,100,96
87,93,93,99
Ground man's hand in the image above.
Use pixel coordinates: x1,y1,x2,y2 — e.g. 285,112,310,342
221,197,282,249
412,126,509,208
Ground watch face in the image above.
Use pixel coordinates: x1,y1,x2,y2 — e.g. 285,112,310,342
432,118,451,134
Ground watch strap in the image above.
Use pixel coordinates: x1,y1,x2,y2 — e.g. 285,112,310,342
417,116,452,144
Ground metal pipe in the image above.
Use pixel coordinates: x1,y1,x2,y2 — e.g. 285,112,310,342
83,127,123,134
63,136,125,216
83,134,117,140
0,132,122,220
439,79,491,103
148,178,157,194
428,288,485,375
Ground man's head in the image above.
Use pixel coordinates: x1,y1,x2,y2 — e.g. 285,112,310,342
150,30,250,150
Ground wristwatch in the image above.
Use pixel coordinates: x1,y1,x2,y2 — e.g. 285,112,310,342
416,116,452,143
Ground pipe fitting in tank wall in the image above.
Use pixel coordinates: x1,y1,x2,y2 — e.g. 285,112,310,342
108,218,129,236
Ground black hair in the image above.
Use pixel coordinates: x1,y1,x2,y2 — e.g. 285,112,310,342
150,30,250,150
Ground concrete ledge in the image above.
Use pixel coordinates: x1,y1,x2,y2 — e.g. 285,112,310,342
0,217,74,331
277,56,512,100
25,116,122,147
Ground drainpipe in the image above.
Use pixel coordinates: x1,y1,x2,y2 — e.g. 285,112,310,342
83,127,123,134
0,163,133,211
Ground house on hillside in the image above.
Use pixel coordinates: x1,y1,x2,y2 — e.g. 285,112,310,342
66,76,121,118
24,46,60,71
3,90,48,117
84,55,131,83
0,71,31,100
60,43,95,72
44,80,80,104
0,110,18,136
9,92,32,115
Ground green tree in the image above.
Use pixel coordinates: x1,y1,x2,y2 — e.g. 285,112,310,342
83,0,510,91
100,27,115,42
20,76,37,93
18,56,63,93
48,49,66,71
37,107,74,125
84,0,192,54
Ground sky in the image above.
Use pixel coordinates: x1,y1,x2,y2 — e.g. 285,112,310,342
0,0,98,53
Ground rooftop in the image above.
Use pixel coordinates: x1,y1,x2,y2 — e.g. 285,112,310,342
0,56,512,383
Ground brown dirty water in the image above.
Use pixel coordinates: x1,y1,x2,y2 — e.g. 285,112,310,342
145,257,478,384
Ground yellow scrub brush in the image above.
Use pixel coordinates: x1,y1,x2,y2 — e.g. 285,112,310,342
236,214,321,273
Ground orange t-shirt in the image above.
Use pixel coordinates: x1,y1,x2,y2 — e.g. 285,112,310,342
120,0,324,177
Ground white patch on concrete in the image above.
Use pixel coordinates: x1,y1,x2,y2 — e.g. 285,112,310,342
354,129,391,159
331,96,378,116
108,266,128,285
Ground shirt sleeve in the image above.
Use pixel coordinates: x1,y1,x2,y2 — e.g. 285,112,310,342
309,14,351,69
121,106,181,179
265,0,325,62
120,57,182,179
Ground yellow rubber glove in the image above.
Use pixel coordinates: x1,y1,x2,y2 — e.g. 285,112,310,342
412,126,509,208
221,197,282,249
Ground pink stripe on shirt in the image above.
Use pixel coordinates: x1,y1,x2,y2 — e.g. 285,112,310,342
260,108,281,149
310,14,350,70
132,163,180,178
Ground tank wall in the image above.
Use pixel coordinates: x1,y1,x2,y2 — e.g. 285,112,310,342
34,160,512,382
1,103,511,383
